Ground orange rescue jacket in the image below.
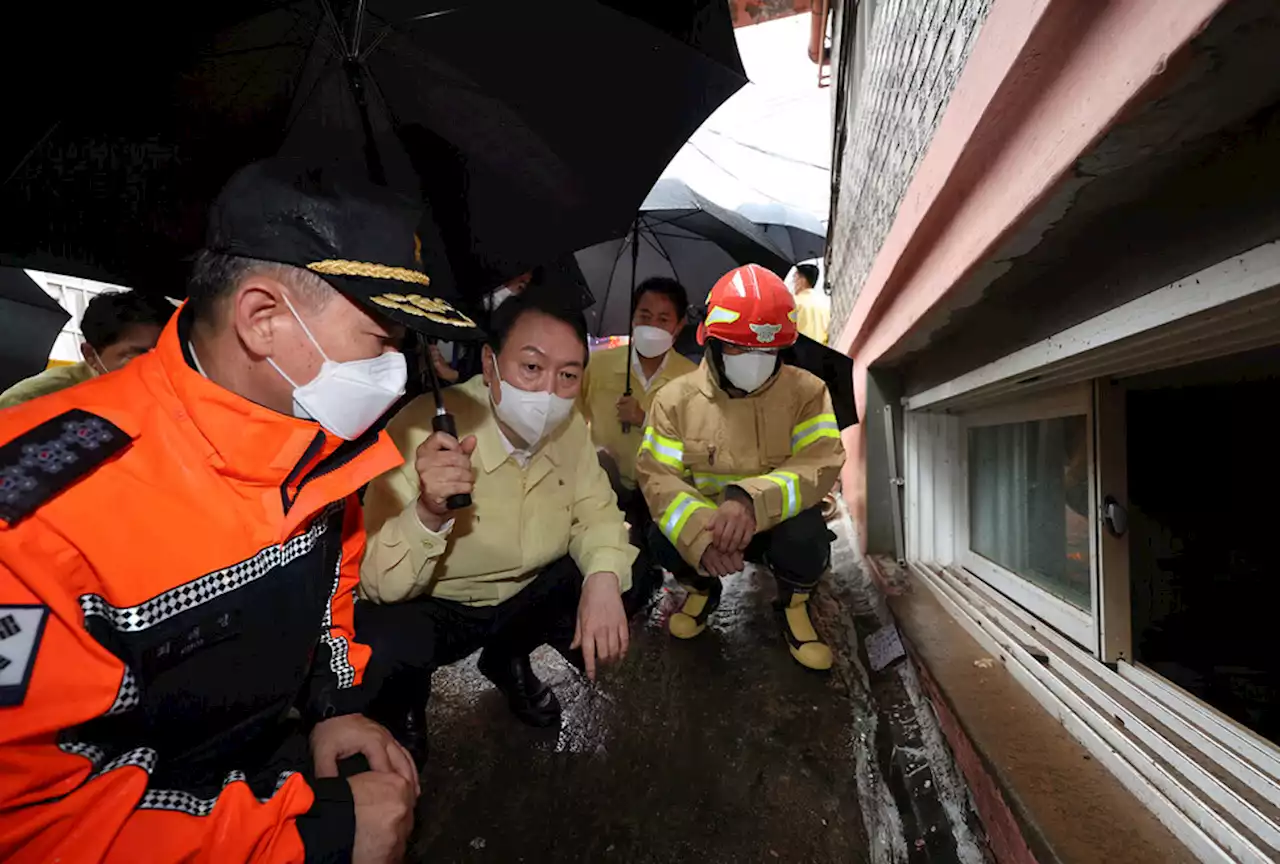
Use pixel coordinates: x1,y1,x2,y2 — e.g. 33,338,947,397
0,309,402,863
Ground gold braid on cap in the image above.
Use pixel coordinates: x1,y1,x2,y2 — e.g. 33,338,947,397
307,259,430,286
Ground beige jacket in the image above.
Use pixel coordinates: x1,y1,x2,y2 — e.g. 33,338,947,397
636,360,844,568
361,375,637,606
0,362,94,410
794,289,831,345
579,344,697,487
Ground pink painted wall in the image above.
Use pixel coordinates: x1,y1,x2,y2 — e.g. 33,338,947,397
834,0,1229,538
835,0,1227,364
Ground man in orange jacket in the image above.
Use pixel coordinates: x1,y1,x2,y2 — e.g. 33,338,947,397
0,159,480,863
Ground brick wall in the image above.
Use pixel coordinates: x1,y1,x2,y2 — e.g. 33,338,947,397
827,0,992,335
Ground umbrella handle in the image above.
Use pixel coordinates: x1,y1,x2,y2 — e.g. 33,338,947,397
433,411,473,510
423,335,472,510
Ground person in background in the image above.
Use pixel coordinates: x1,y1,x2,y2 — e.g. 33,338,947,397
580,277,698,543
0,290,172,409
357,289,652,766
429,270,534,386
789,262,830,346
636,265,845,670
0,159,471,864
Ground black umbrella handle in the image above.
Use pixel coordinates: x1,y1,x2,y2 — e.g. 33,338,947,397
422,335,472,510
432,411,473,510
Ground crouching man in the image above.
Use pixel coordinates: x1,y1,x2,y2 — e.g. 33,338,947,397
357,290,651,763
636,265,845,670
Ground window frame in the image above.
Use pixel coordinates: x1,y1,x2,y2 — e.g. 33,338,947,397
957,383,1099,651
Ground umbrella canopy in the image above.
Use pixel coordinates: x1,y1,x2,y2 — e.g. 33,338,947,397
578,179,793,337
0,270,71,393
783,335,857,430
1,1,745,300
735,201,827,263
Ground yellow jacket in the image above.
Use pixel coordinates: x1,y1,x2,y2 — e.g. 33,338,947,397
361,375,637,606
580,345,697,486
794,289,831,345
0,362,94,410
636,360,844,569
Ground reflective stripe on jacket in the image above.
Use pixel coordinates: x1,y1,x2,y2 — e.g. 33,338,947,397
0,309,399,863
635,359,844,569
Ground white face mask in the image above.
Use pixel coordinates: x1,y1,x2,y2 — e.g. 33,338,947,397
267,294,407,441
722,350,778,393
488,356,575,449
631,325,675,359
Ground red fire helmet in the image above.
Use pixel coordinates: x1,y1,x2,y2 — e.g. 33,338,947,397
696,264,798,349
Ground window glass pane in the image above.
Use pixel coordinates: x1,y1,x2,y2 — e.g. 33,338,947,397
968,415,1091,610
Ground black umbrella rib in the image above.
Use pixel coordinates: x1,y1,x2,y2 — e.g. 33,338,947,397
645,226,682,286
351,0,369,56
318,0,352,56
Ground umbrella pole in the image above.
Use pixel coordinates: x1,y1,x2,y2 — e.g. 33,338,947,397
424,338,472,510
622,219,639,433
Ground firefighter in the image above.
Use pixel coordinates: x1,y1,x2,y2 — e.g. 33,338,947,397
0,158,481,863
580,277,698,540
636,264,845,670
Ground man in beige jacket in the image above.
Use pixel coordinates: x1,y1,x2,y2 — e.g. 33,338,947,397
356,289,654,764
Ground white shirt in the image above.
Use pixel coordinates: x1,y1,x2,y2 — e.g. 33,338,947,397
497,426,533,468
631,350,669,393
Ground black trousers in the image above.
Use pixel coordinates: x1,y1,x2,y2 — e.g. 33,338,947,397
646,504,834,594
355,554,660,723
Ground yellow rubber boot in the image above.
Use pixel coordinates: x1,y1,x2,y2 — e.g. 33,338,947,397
669,580,722,639
779,592,834,670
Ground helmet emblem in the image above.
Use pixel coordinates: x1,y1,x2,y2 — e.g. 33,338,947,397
750,322,782,343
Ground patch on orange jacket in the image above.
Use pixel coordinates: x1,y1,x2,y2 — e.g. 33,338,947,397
0,409,130,527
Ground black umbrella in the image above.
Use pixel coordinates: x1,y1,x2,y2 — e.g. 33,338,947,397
783,335,857,430
577,179,794,339
735,201,827,264
1,1,746,301
0,269,71,393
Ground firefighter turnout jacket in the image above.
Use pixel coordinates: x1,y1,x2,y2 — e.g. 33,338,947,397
0,311,401,863
636,359,845,570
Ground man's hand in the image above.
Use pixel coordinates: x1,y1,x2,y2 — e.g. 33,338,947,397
615,395,645,427
700,546,745,578
349,771,415,864
311,715,420,796
414,431,478,532
429,344,459,384
571,572,628,681
708,494,756,554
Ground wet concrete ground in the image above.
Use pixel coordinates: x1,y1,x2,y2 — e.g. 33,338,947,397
411,562,873,864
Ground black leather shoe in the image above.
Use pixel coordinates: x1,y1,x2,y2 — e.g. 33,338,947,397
478,651,562,728
378,705,429,770
401,706,429,769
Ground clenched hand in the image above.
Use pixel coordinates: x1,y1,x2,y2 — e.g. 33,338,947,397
415,430,477,532
708,494,755,554
700,545,745,578
311,714,420,795
615,395,645,427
